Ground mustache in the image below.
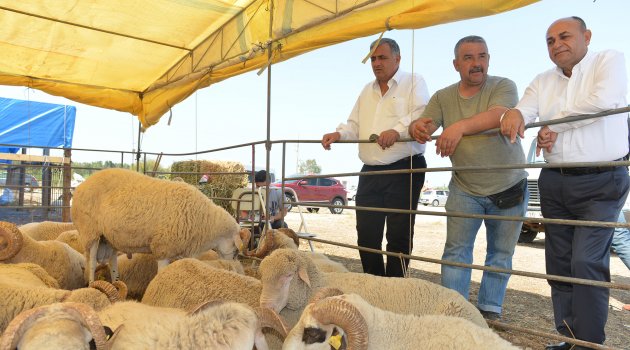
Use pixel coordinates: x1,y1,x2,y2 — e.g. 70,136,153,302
469,67,483,74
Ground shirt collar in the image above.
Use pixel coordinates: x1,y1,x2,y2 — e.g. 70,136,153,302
553,50,593,78
372,68,402,90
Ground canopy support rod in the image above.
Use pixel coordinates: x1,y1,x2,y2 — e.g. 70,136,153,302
0,5,191,52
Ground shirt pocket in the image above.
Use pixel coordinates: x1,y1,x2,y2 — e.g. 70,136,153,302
385,97,408,118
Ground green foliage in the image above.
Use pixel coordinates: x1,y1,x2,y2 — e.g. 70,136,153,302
297,159,321,174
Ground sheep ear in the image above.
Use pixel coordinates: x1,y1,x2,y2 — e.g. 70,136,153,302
298,266,311,287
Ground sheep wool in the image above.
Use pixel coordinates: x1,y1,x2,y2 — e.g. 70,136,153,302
259,249,487,328
0,264,111,332
19,221,75,241
285,293,518,350
142,258,262,310
71,168,242,281
0,221,87,290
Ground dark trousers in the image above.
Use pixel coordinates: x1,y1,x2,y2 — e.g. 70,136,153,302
355,154,426,277
539,167,629,345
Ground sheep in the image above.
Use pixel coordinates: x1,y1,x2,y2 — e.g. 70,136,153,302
142,258,291,349
0,220,87,290
245,228,348,273
18,221,75,241
96,300,288,349
55,229,82,253
283,290,518,350
0,302,109,350
0,263,119,332
142,258,262,310
0,300,288,350
70,168,244,283
93,253,158,301
258,249,487,328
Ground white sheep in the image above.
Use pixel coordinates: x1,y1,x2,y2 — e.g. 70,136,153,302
0,263,118,332
93,253,158,301
71,168,244,283
142,258,262,310
97,300,288,350
258,249,487,328
284,291,518,350
0,302,109,350
245,229,348,273
55,229,82,253
18,221,75,241
141,258,291,349
0,220,87,290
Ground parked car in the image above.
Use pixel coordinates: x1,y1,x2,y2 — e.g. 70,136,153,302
520,138,544,244
271,176,347,214
0,171,39,191
346,186,357,202
420,189,449,207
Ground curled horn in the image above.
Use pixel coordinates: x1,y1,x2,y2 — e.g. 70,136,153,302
0,302,108,350
309,287,344,304
112,281,128,300
277,228,300,246
239,228,252,251
0,221,24,261
244,230,274,258
310,298,369,350
89,280,121,302
255,307,290,339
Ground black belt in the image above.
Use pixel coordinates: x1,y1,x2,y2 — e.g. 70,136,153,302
384,154,424,166
547,158,625,176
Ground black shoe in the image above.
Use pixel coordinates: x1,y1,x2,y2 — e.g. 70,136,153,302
479,310,502,321
545,342,572,350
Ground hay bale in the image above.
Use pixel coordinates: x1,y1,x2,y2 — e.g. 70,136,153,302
170,160,248,215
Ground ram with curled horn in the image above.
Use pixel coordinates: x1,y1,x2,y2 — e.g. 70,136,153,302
284,292,519,350
0,302,109,350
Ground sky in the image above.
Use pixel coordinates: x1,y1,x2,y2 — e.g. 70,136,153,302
1,0,629,189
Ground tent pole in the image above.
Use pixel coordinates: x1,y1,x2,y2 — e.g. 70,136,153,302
136,120,142,172
263,0,274,231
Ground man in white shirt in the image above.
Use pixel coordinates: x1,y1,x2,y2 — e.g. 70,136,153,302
501,17,629,350
321,38,429,277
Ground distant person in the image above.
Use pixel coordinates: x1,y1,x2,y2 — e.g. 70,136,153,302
254,170,289,230
409,35,527,320
612,210,630,312
500,17,629,349
321,38,429,277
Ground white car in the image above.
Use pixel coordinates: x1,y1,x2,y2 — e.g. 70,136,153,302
420,189,449,207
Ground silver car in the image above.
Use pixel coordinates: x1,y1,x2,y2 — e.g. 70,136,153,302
420,189,449,207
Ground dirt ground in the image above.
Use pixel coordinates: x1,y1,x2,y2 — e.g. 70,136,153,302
283,206,630,350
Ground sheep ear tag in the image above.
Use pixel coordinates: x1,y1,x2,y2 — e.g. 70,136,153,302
329,328,345,350
298,266,311,287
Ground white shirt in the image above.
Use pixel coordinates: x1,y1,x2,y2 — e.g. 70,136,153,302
336,69,429,165
516,50,628,163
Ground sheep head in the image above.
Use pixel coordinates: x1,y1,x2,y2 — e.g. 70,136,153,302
283,294,369,350
243,228,275,258
0,302,109,350
277,228,300,246
212,222,243,260
0,221,24,261
259,249,321,313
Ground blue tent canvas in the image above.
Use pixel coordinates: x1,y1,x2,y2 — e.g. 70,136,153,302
0,97,76,156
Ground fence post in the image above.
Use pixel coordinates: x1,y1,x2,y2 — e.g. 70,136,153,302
62,148,72,222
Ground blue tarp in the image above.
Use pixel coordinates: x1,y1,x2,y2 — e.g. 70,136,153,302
0,97,76,155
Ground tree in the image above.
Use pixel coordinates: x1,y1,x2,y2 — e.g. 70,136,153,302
297,159,321,174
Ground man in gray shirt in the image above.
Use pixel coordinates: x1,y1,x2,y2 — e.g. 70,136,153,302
409,35,527,320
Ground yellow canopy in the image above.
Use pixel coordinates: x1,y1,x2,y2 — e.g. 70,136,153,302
0,0,537,128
